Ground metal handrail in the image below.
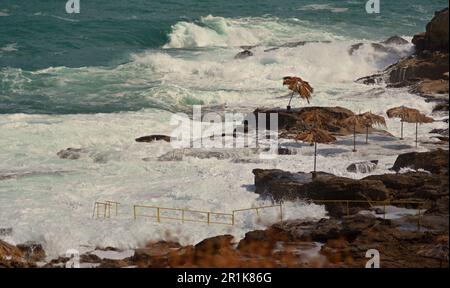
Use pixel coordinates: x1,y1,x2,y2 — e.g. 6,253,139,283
133,205,234,226
92,201,120,219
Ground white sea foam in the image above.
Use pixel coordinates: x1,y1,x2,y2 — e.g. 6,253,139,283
298,4,349,13
164,15,340,49
0,43,18,52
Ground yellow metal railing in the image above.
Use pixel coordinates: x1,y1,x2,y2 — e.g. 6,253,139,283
133,205,234,225
92,201,120,219
232,204,283,225
93,200,427,230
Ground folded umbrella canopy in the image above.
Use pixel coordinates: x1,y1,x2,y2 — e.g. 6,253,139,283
359,111,387,144
283,76,314,110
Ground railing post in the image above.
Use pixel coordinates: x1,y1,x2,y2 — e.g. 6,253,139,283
157,208,161,223
256,208,259,216
207,212,210,225
133,206,137,220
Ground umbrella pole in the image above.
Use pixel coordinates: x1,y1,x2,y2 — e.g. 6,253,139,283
400,120,404,140
366,126,369,144
287,92,294,111
415,122,418,148
352,123,357,152
313,142,317,179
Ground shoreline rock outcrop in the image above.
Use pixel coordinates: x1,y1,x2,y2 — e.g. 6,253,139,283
356,7,449,111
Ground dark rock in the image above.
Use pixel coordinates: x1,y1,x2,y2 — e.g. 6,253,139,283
194,235,235,255
16,242,46,262
410,79,449,96
253,169,390,202
255,106,385,137
365,172,448,201
387,52,449,86
349,43,391,55
237,227,291,256
358,8,449,97
355,73,385,85
264,40,331,52
57,148,84,160
234,50,254,59
346,160,378,173
277,147,295,155
0,240,35,268
415,8,449,52
135,135,171,143
430,128,449,137
391,149,449,174
381,36,409,45
0,227,13,237
433,102,449,112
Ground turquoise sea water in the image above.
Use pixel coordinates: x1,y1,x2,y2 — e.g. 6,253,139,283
0,0,447,114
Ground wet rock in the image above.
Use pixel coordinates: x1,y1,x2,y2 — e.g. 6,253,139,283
365,172,447,201
381,36,409,45
346,160,378,173
253,169,390,202
135,135,171,143
357,8,449,105
264,40,330,52
391,149,449,175
410,79,449,96
255,106,386,137
386,52,449,86
0,240,35,268
234,50,254,59
277,147,295,155
238,227,291,256
433,102,449,112
57,148,84,160
430,128,449,137
355,73,385,85
194,235,235,255
16,242,46,262
413,8,449,53
349,43,391,55
0,227,13,237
